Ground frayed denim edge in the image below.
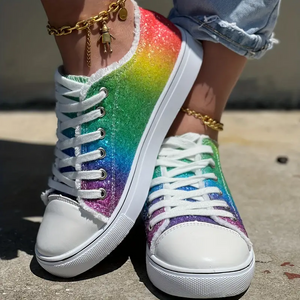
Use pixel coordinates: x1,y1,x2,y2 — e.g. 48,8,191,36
170,15,279,59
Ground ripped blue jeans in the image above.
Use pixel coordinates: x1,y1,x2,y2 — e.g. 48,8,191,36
170,0,281,59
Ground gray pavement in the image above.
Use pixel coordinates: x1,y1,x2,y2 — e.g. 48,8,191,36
0,111,300,300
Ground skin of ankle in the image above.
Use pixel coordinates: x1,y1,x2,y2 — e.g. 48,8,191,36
168,41,247,141
169,112,220,141
41,0,135,75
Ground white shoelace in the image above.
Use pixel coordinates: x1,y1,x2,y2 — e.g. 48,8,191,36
48,82,108,200
148,136,235,229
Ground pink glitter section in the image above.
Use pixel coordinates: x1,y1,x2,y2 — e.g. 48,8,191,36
220,217,247,235
145,204,165,246
82,176,118,217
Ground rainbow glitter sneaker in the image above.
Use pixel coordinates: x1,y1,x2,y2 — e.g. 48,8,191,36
35,2,203,277
145,133,255,298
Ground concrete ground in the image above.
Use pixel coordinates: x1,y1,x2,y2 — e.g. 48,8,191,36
0,111,299,300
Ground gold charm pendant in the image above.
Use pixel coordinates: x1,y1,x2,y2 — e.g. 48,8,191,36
99,22,115,53
118,3,128,21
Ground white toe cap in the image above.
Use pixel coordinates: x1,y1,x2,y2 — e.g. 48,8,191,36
152,222,251,273
36,198,105,258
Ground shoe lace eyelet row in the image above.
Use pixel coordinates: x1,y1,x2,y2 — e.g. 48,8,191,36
97,87,108,199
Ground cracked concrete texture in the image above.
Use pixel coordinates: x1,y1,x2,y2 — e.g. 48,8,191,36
0,111,299,300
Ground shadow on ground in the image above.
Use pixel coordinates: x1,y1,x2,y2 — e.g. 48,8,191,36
0,140,51,260
0,140,247,299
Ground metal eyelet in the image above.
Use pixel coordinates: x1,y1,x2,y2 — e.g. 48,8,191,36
99,87,108,97
148,224,154,231
99,147,106,159
99,188,107,199
99,107,106,118
98,128,106,139
99,168,107,180
231,217,237,221
219,191,223,196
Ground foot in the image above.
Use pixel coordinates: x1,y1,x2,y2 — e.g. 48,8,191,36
35,2,203,278
144,133,255,298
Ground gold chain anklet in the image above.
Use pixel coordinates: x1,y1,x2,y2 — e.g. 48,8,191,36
47,0,127,68
181,108,224,132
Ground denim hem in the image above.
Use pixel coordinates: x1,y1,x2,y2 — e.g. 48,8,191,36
170,14,279,59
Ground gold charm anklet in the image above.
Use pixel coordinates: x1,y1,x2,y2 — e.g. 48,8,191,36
47,0,127,68
181,107,224,132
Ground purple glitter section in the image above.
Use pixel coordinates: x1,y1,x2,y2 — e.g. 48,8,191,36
166,215,218,230
82,174,113,217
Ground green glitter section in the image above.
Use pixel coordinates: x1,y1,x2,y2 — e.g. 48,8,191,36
202,138,232,194
84,62,167,151
80,50,176,162
63,46,179,199
153,166,162,179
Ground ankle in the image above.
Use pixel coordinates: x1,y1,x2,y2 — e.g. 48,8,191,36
48,0,135,76
167,111,219,141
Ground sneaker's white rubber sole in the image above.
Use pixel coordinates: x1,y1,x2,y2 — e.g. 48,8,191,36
146,252,255,299
35,28,203,278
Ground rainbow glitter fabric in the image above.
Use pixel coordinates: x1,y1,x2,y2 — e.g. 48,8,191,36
61,8,182,218
144,136,248,246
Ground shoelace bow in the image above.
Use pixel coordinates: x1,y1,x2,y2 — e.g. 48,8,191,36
48,82,108,200
147,136,235,229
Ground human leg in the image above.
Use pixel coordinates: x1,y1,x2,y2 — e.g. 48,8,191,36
40,0,135,75
168,0,281,140
168,41,246,141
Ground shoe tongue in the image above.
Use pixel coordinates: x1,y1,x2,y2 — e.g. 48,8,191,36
179,132,210,145
166,133,214,195
66,74,89,84
163,132,219,229
166,133,208,182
